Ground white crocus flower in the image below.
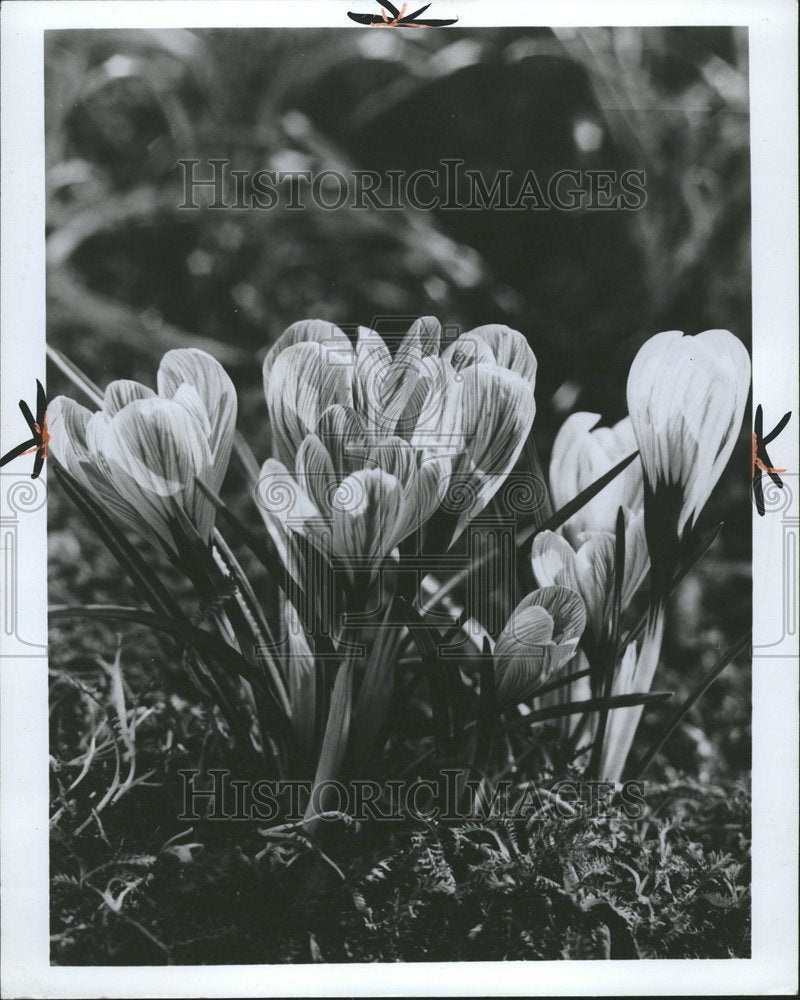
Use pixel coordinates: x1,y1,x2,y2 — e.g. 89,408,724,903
493,585,586,703
260,317,537,554
534,411,648,652
48,349,236,553
549,412,642,545
627,329,751,542
531,512,648,645
534,412,648,742
258,413,451,580
593,329,750,781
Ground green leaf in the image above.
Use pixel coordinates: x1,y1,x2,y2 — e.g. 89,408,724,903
588,505,627,777
471,637,498,776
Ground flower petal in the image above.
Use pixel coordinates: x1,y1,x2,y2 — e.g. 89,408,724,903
353,326,392,432
100,397,217,542
494,604,554,702
47,396,93,483
531,530,580,592
316,404,369,478
406,315,442,358
157,348,237,493
550,411,643,540
103,380,155,416
255,458,320,577
573,533,616,640
266,341,354,469
296,433,338,517
451,363,536,539
444,325,537,383
515,585,587,644
262,318,351,393
626,329,750,535
330,468,406,570
106,397,211,497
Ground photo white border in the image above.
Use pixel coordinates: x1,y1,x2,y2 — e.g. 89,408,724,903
2,1,797,996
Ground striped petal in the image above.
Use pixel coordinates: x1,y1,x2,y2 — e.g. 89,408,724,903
452,362,536,538
267,341,354,469
627,329,750,535
316,404,369,478
550,412,643,541
444,324,537,383
157,348,237,493
531,530,580,593
494,605,554,702
494,585,586,702
263,318,351,393
47,396,93,484
330,468,406,572
353,326,392,432
516,584,587,644
103,380,156,416
98,397,216,542
296,433,338,517
255,457,320,578
573,532,616,640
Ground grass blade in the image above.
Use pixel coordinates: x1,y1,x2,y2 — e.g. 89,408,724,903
471,637,497,775
54,467,182,619
517,451,638,548
588,506,626,777
50,604,262,687
503,689,673,734
46,344,104,407
633,630,751,778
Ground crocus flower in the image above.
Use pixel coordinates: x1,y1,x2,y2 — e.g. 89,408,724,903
595,328,751,781
549,412,643,545
259,317,537,567
258,416,451,579
536,413,648,642
48,349,236,554
493,585,586,703
531,512,648,645
627,329,750,562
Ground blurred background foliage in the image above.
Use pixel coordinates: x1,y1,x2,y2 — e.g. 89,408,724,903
46,25,751,783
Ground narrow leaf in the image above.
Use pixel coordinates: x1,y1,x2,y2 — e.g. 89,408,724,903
423,451,639,613
634,631,751,777
50,604,262,687
46,344,104,407
305,655,354,828
503,690,672,734
625,521,723,647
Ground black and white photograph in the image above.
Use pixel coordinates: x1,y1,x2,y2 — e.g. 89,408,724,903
1,1,797,995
